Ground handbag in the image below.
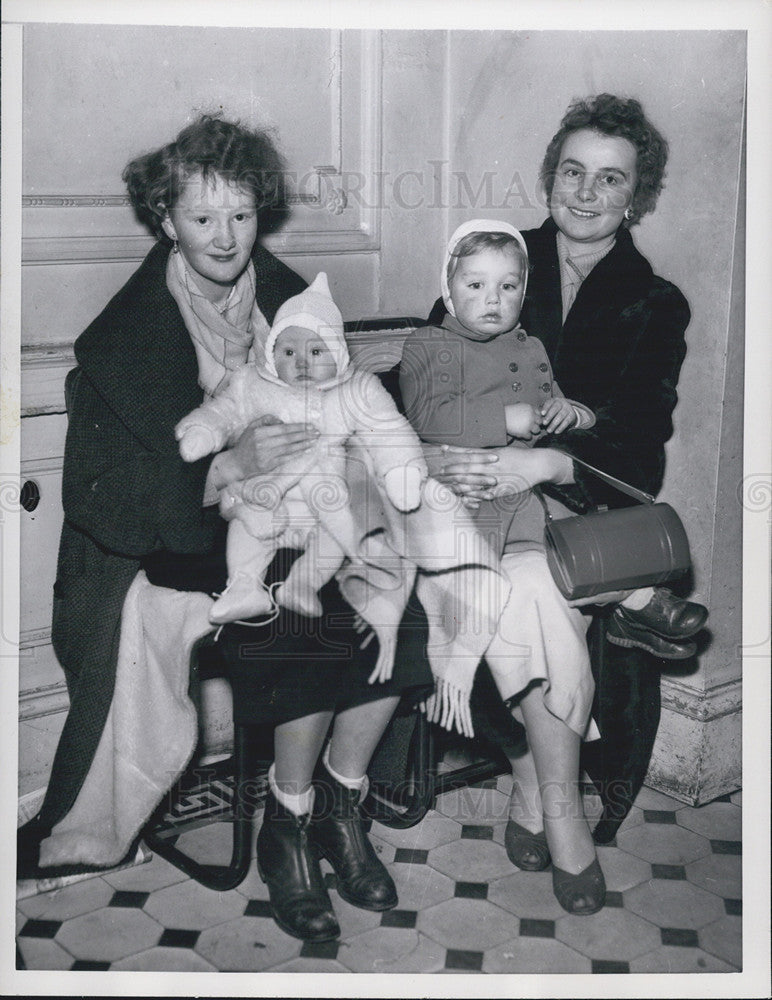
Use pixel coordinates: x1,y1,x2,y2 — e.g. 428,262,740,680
540,458,692,601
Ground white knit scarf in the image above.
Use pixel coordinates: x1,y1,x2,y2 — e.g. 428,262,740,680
166,249,271,397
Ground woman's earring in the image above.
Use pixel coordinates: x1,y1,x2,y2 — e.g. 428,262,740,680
623,207,634,222
171,238,179,254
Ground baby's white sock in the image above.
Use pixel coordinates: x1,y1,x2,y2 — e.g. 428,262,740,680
620,586,655,611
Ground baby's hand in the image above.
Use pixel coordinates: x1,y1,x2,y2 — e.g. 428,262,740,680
176,422,220,462
505,403,541,439
383,466,423,512
540,398,578,435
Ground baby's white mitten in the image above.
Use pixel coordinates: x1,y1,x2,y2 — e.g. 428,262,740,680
383,465,423,512
177,423,220,462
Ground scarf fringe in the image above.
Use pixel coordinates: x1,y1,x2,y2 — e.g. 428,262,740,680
422,676,474,738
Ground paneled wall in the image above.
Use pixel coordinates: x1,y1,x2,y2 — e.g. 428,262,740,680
19,27,745,803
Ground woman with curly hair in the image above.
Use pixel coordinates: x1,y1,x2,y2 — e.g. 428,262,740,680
20,114,432,943
426,94,698,914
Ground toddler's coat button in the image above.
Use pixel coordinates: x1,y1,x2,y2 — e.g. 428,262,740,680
541,382,552,393
511,381,521,391
539,363,549,372
509,362,519,372
517,331,527,342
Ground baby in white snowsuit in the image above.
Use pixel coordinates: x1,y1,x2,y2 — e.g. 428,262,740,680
176,273,428,625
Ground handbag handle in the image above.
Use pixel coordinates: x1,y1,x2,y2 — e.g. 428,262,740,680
538,454,656,522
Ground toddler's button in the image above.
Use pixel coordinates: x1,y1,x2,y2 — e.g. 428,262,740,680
541,382,552,393
509,362,519,372
539,362,549,372
511,381,521,391
517,331,527,342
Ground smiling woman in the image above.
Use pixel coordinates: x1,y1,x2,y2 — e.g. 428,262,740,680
161,175,259,304
422,94,699,915
548,130,638,245
21,113,433,946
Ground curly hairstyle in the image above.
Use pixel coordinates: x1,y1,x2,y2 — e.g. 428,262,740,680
122,114,288,243
447,231,528,284
539,94,669,225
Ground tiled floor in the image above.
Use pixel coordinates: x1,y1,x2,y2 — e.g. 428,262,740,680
16,776,742,975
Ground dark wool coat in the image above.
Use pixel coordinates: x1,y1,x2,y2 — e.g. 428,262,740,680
427,217,692,840
38,242,307,835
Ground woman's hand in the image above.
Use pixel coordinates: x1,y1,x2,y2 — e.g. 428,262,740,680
428,443,574,501
427,445,500,502
209,415,319,488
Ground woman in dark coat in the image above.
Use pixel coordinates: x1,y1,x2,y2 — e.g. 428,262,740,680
427,95,695,913
21,115,431,944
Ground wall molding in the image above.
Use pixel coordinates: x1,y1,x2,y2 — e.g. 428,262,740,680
22,33,384,265
660,675,742,723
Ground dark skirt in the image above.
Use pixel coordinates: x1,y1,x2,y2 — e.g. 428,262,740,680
143,543,433,728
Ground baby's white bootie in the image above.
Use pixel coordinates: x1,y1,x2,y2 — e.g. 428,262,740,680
209,572,275,625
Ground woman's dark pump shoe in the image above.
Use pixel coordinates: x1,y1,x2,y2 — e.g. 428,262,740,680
256,791,340,942
311,770,398,911
504,819,551,872
551,855,606,916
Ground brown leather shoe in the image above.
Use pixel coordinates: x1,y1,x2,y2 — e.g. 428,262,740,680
256,792,340,941
607,610,697,659
619,588,708,639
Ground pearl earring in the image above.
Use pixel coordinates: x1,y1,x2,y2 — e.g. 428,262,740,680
624,207,633,222
171,238,179,254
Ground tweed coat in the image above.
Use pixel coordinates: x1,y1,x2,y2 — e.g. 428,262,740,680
38,241,306,835
426,216,692,839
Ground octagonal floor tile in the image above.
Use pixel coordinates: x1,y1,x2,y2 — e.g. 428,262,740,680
685,853,742,899
418,897,517,951
594,845,652,892
555,907,661,961
337,927,446,973
143,876,248,930
616,820,711,865
272,956,349,973
325,891,382,940
111,945,216,971
434,785,509,825
427,837,514,883
483,935,591,974
371,813,462,851
617,805,645,833
105,851,189,892
630,944,736,973
16,936,73,971
698,915,742,969
633,786,685,811
624,877,725,928
17,875,113,922
389,859,456,911
368,833,397,865
168,820,245,867
233,863,271,902
55,907,162,963
487,870,566,920
195,914,301,971
676,801,741,841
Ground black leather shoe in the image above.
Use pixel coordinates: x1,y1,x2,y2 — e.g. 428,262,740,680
618,588,708,639
256,792,340,942
606,610,697,659
311,770,398,911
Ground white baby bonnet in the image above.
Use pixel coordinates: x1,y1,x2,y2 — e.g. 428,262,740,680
440,218,529,317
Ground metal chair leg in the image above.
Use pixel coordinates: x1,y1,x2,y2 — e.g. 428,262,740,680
143,724,258,891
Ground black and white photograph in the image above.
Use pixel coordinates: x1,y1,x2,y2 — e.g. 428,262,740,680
2,0,769,996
